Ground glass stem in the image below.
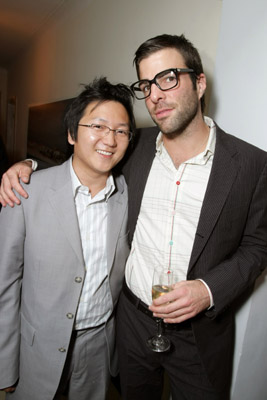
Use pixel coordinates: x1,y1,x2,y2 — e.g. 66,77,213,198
156,318,163,337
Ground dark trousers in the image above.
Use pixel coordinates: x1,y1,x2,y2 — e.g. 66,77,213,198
116,287,229,400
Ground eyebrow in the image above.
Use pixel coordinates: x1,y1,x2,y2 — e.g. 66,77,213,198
90,117,130,127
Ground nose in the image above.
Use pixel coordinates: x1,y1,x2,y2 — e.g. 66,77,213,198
102,130,117,146
149,83,164,103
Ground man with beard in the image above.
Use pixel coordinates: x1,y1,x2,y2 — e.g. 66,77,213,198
117,34,267,400
1,34,267,400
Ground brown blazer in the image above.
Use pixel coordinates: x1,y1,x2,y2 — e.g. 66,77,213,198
122,123,267,390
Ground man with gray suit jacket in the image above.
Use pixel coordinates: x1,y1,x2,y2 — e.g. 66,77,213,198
0,77,135,399
2,34,267,400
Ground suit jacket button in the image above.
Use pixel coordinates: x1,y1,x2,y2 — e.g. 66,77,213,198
75,277,82,283
66,313,74,319
58,347,66,352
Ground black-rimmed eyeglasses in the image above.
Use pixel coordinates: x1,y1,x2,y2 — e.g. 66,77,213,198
78,123,132,141
131,68,195,100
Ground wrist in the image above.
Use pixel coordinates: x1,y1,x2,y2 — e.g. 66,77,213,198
25,159,38,171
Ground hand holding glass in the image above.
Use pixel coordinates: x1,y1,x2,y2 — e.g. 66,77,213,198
147,269,174,352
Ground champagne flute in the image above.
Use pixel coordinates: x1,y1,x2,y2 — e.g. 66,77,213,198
147,268,173,352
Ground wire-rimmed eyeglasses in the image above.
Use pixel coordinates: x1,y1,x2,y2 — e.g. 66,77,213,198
78,123,132,141
131,68,195,100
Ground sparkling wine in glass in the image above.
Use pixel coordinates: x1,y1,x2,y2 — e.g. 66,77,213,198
147,269,173,352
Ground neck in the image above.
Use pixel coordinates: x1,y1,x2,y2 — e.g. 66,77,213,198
162,117,210,168
85,178,108,198
72,161,109,198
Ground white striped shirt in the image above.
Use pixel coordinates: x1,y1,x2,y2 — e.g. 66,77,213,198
125,117,216,305
70,160,114,329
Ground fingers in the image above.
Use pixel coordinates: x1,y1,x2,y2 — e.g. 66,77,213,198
150,282,187,309
0,173,22,207
155,305,197,324
0,193,7,207
151,296,194,322
0,161,32,207
149,280,210,323
0,180,17,208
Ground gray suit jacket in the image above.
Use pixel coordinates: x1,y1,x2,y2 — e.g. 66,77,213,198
0,159,129,399
122,123,267,390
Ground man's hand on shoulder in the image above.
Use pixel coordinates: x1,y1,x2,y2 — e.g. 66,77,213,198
0,160,34,207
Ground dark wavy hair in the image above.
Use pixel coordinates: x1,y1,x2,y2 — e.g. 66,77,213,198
65,77,136,141
134,34,205,113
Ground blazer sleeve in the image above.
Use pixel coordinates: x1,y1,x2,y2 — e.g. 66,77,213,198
204,158,267,317
0,202,25,388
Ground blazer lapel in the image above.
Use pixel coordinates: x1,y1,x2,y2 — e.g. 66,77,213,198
127,127,158,242
46,163,127,273
47,163,84,266
188,128,240,272
106,176,127,272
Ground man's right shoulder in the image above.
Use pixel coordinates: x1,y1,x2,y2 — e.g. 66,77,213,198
22,159,70,191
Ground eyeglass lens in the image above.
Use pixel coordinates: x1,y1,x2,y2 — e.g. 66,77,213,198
90,124,131,141
135,69,178,99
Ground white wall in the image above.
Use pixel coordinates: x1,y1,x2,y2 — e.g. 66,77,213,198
210,0,267,398
210,0,267,150
7,0,222,160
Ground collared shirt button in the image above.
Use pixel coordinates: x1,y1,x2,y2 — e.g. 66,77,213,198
75,277,83,283
66,313,74,319
58,347,66,352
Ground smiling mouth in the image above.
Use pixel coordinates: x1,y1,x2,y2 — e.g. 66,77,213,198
96,150,113,156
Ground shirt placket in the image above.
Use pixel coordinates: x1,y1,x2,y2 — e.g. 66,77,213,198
166,163,187,271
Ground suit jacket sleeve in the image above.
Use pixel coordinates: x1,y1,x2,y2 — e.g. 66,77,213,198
0,201,25,388
203,154,267,317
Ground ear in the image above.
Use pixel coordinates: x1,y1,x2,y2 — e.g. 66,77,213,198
68,131,75,145
196,73,207,100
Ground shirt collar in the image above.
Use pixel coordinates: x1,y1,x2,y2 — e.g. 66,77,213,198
69,157,115,202
155,116,216,165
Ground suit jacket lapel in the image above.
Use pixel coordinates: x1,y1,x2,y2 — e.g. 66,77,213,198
127,125,240,273
127,127,158,242
46,162,127,274
47,162,84,266
106,176,127,272
188,127,240,272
